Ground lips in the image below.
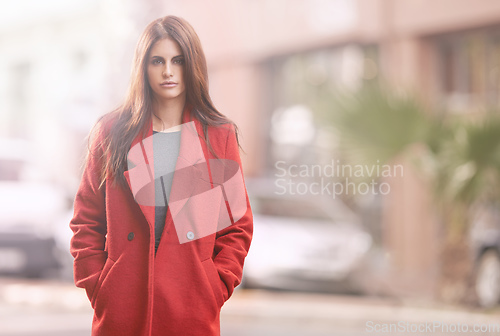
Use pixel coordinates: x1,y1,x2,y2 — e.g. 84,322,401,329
160,81,178,89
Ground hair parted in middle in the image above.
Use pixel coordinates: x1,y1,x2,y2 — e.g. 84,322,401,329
86,15,242,190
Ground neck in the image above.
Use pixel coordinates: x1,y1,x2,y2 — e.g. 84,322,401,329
152,96,186,131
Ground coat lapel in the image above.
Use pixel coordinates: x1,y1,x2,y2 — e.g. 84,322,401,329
123,103,205,233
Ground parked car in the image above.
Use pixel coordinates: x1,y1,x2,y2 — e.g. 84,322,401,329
0,138,68,278
241,178,373,294
474,242,500,308
470,204,500,308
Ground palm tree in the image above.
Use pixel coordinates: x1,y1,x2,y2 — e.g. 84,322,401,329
318,84,500,307
432,115,500,307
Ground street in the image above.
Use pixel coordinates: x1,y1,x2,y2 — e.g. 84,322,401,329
1,277,500,336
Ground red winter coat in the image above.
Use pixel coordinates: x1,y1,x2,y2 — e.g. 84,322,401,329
69,104,253,336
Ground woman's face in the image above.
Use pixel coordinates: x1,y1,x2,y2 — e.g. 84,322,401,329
147,38,186,104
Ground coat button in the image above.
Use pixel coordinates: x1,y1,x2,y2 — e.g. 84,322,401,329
128,232,135,241
186,231,194,240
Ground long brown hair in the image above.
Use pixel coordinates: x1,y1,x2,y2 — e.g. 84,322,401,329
84,15,242,190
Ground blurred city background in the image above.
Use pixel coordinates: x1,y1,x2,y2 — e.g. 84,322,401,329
2,0,500,335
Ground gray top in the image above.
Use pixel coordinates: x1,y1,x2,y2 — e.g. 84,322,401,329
152,129,181,254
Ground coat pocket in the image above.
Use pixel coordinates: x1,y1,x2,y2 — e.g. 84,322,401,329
201,258,225,308
91,257,116,309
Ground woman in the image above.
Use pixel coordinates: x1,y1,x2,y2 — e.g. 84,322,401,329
69,15,253,336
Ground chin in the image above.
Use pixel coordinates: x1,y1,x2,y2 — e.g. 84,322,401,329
155,92,181,100
163,94,183,101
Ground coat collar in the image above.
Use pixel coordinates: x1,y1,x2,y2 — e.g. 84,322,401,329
123,103,207,232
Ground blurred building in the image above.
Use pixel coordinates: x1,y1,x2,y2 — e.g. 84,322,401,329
0,0,122,193
155,0,500,300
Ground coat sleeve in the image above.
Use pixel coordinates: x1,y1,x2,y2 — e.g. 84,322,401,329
69,122,108,304
213,124,253,302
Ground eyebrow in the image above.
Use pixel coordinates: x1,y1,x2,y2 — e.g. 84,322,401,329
150,55,184,59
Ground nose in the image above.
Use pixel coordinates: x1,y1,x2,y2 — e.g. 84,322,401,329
163,63,173,77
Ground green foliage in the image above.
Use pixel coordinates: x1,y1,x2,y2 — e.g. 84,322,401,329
319,84,500,208
435,114,500,205
318,85,432,166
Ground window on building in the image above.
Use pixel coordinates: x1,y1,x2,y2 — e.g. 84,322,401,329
436,28,500,112
264,44,379,171
9,62,32,138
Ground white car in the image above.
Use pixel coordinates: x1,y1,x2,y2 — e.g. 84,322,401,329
242,179,373,294
0,138,68,278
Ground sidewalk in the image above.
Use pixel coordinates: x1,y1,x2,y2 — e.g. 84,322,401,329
1,277,500,333
222,289,500,329
0,277,89,311
221,290,500,335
